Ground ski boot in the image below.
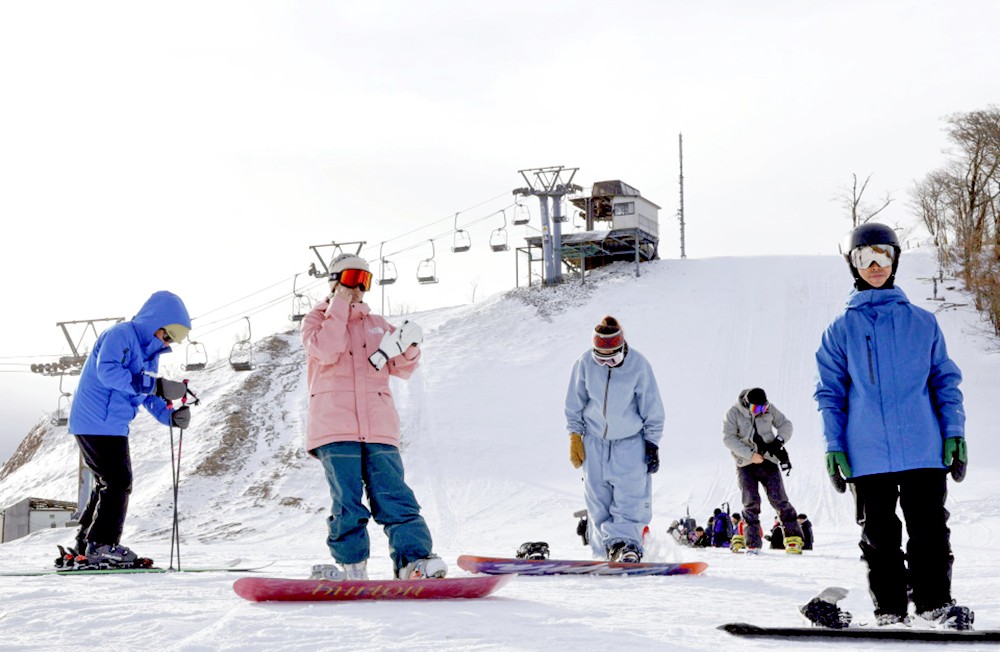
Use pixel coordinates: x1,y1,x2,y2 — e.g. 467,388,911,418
730,534,746,553
784,535,804,554
80,543,154,570
516,541,550,560
918,601,975,631
396,554,447,580
800,586,853,629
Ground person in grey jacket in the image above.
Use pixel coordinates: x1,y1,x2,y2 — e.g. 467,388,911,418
565,315,665,563
722,387,804,554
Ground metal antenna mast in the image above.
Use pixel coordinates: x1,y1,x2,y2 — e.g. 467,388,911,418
513,166,582,285
678,133,686,259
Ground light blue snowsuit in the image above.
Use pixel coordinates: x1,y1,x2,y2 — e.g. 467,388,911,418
565,346,665,558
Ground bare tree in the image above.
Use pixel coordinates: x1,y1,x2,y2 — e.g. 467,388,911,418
914,106,1000,335
837,173,894,228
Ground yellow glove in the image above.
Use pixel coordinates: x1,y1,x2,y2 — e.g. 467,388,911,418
570,433,585,469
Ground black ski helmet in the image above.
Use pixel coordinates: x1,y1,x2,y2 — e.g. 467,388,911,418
840,222,901,289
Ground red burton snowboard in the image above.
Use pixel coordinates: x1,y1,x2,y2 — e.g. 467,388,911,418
233,574,514,602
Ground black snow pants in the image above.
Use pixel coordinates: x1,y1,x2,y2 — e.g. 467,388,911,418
851,468,953,616
737,460,802,549
74,434,133,549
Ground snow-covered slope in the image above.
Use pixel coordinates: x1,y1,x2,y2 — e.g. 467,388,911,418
1,251,997,651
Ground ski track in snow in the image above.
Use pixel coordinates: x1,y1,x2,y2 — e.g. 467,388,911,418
1,252,998,651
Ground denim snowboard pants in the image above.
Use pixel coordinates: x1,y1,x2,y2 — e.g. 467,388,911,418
736,460,802,549
852,469,953,616
316,441,433,573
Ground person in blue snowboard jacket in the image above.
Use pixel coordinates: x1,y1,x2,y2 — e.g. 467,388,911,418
565,315,665,563
814,223,971,629
68,290,193,566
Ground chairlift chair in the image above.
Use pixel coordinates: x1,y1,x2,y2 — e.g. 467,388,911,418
229,317,255,371
183,340,208,372
52,375,71,426
512,203,530,226
490,209,509,252
417,239,439,284
379,259,398,285
377,244,397,285
451,213,471,253
490,229,509,252
289,273,312,322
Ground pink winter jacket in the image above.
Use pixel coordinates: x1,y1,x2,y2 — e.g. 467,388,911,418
300,296,420,455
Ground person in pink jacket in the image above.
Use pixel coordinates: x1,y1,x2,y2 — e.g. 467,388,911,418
301,253,446,581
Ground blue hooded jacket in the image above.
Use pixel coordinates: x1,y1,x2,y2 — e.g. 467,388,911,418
69,291,191,436
813,287,964,478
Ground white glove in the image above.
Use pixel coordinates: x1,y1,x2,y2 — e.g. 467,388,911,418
397,320,423,347
368,321,422,370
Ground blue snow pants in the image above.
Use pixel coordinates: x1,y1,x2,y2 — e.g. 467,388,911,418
315,442,433,573
581,433,651,558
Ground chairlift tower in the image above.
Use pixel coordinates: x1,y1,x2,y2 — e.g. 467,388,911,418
513,166,582,285
306,241,367,278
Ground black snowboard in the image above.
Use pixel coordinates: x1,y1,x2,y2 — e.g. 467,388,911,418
719,622,1000,642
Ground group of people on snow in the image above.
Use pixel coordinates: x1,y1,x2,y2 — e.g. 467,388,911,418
559,223,971,627
64,223,972,627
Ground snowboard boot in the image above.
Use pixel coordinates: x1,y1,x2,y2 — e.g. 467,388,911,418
516,541,550,560
396,554,447,580
875,613,912,627
799,586,853,629
310,560,368,581
784,536,804,554
918,601,975,631
607,541,642,563
730,534,746,553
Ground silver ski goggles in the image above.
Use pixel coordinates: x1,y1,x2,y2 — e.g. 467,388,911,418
850,244,895,270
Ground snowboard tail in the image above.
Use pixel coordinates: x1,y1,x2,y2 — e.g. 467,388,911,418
233,574,513,602
719,623,1000,642
457,555,707,577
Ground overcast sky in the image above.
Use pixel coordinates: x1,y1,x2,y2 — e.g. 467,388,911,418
1,0,998,461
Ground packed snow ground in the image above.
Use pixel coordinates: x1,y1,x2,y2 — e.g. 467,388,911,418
1,250,998,651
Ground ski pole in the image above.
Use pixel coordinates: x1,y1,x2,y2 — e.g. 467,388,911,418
169,423,184,570
166,379,197,571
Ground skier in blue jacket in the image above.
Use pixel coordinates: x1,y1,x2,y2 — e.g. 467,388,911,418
565,315,665,563
813,223,972,629
68,290,193,568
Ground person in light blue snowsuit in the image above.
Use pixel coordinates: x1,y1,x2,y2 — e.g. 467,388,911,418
565,315,665,562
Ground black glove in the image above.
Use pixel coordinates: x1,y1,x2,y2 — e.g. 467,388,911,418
644,441,660,474
754,434,792,475
155,378,187,401
170,406,191,429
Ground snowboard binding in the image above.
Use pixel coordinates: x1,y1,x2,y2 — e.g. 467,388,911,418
800,586,853,629
515,541,550,560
